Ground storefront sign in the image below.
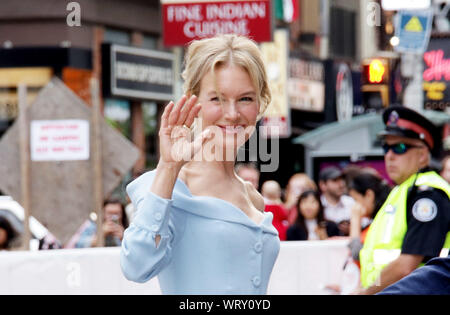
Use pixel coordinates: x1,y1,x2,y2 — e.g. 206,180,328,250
161,0,272,46
260,29,290,138
287,56,325,112
30,120,89,161
0,68,52,120
423,36,450,112
103,44,174,101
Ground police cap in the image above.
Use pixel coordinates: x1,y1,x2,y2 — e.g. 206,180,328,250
378,105,440,154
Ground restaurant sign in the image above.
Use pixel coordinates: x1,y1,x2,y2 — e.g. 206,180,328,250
161,0,272,46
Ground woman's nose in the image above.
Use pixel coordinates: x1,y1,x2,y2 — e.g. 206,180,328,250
223,102,240,120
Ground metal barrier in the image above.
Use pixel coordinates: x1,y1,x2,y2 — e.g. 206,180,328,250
0,239,349,295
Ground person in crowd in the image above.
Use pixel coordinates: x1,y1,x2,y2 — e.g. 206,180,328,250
286,190,340,241
358,106,450,294
65,198,129,248
283,173,317,225
261,180,283,204
318,166,355,236
120,34,280,294
348,171,392,265
440,155,450,183
0,216,18,250
235,162,260,191
261,180,288,240
327,171,392,294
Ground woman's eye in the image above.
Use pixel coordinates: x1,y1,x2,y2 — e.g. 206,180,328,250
240,97,253,102
210,97,220,102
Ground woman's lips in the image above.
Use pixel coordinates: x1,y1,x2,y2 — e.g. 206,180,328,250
217,125,245,134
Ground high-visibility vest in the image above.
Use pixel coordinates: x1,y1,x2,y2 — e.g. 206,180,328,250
359,171,450,288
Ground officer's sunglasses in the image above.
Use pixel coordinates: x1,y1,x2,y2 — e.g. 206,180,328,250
382,142,425,155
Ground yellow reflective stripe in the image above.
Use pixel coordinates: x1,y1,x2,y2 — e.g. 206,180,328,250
373,249,401,266
381,214,396,244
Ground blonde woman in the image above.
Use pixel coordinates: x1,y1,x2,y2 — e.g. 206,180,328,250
120,34,280,294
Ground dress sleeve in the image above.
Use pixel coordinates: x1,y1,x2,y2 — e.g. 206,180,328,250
119,172,182,283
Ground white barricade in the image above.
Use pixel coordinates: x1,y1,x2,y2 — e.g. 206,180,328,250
0,240,349,295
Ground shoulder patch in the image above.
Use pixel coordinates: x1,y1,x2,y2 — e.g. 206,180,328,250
412,198,437,222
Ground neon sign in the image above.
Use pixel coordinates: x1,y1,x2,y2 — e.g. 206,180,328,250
423,49,450,81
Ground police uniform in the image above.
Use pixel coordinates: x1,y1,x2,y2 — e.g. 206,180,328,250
360,106,450,288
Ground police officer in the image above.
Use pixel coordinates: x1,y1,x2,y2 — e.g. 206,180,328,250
359,105,450,295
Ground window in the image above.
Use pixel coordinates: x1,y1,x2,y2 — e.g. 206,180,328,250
329,6,356,60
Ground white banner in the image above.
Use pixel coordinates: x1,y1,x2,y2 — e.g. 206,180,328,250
30,120,90,161
0,240,349,295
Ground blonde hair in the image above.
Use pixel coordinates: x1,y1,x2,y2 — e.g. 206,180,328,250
181,34,271,119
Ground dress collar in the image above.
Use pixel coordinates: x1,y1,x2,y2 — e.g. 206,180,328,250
128,170,278,235
173,177,278,235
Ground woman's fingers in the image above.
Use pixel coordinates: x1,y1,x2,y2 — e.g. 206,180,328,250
161,101,175,129
191,128,212,157
184,104,201,128
176,95,197,126
168,95,188,127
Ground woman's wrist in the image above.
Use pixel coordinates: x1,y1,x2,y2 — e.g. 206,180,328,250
150,161,182,199
157,160,183,174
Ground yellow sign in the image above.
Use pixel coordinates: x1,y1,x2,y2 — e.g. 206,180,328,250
0,67,52,119
423,82,446,100
404,16,423,32
0,67,52,87
0,90,40,119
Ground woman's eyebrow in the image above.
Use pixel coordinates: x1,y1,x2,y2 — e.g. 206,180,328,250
205,91,256,97
206,91,218,97
238,91,257,96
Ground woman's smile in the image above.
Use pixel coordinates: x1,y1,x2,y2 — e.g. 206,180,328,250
217,124,245,134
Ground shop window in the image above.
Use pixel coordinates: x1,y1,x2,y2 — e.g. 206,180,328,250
329,6,356,60
104,28,131,45
141,35,158,50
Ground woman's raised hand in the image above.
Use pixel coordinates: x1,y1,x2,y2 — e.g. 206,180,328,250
158,95,212,169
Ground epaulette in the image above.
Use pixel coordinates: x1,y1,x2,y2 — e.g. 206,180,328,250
417,185,434,192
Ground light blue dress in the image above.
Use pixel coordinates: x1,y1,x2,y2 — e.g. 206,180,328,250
120,170,280,295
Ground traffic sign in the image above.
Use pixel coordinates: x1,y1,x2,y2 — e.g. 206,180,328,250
0,78,140,244
395,9,433,53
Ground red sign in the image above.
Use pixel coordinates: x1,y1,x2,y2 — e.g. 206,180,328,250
161,0,272,47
